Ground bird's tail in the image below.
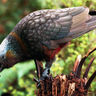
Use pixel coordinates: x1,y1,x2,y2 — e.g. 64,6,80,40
67,8,96,39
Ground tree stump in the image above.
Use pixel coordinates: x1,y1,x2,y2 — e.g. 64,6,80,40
34,47,96,96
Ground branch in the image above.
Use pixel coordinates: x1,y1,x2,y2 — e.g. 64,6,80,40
75,47,96,78
73,55,81,76
85,70,96,90
83,58,95,78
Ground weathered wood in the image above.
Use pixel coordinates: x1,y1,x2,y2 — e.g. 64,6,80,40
36,73,88,96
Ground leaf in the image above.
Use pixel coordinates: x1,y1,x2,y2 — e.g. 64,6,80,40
0,60,35,95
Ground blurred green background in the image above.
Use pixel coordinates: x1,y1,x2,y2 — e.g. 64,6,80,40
0,0,96,96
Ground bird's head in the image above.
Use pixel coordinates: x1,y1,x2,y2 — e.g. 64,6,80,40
0,38,21,71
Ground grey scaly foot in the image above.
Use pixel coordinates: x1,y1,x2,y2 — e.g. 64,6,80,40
37,68,50,88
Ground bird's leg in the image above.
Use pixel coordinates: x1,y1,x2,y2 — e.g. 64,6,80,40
34,60,44,87
42,58,55,78
34,59,54,88
34,60,43,78
37,59,54,84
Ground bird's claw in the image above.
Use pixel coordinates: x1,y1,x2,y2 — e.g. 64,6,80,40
37,76,49,88
37,68,50,88
42,68,50,77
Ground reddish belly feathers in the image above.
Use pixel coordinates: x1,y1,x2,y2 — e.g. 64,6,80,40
43,44,65,60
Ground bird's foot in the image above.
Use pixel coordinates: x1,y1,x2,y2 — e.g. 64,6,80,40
37,68,50,88
42,68,50,77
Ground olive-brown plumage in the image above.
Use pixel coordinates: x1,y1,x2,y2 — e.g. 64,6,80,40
0,7,96,77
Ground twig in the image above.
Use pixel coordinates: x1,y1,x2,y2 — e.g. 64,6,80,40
83,58,95,78
75,56,87,78
33,77,38,83
76,47,96,78
73,55,81,76
85,70,96,90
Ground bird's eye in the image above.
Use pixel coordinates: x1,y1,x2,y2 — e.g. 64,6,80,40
1,55,5,60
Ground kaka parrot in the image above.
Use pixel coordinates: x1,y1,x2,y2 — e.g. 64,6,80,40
0,7,96,80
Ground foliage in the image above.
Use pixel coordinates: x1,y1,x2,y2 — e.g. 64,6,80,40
0,0,96,96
